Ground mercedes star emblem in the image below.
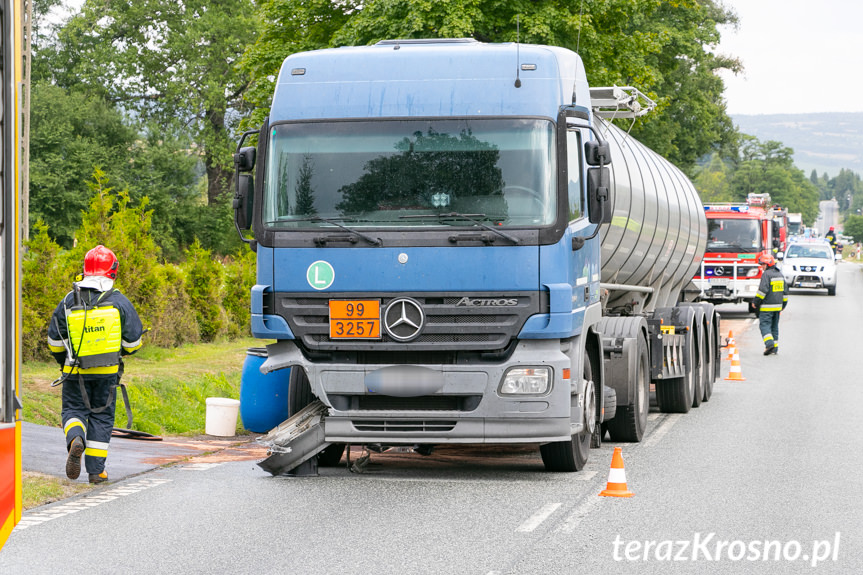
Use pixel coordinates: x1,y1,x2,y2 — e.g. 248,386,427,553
384,298,425,341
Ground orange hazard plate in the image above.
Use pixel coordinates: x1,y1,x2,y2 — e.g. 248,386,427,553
328,300,381,339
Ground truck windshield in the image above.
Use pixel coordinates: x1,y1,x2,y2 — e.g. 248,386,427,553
263,118,556,229
707,219,762,253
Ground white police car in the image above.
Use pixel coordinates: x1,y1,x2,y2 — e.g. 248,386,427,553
780,240,837,295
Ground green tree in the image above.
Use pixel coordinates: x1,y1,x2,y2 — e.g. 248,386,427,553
728,136,819,224
843,215,863,244
694,153,733,203
28,82,137,247
294,156,319,216
183,240,228,342
49,0,258,205
22,221,74,361
242,0,740,171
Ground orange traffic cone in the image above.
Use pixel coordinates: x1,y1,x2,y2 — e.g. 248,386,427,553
725,349,746,381
725,331,736,361
599,446,634,498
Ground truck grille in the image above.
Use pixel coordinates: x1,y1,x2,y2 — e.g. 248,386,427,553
352,420,457,433
273,291,543,352
701,265,758,278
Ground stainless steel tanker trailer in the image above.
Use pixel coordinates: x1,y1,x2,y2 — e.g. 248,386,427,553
232,40,721,474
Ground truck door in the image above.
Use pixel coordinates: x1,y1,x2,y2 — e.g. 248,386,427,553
1,0,22,548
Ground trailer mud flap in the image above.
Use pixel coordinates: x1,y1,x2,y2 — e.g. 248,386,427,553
257,401,330,476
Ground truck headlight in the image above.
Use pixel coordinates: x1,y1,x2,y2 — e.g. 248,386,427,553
499,367,551,395
745,267,760,278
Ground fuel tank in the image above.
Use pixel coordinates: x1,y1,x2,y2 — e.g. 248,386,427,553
596,120,706,310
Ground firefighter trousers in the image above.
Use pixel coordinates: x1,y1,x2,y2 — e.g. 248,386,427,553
759,310,781,351
61,374,118,475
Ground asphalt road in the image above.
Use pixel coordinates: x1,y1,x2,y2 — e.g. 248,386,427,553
3,263,862,574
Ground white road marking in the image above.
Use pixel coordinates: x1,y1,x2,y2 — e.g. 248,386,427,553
14,478,171,531
555,496,602,534
516,502,562,532
643,413,683,447
182,462,224,471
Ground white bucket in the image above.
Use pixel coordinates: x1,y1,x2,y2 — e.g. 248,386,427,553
205,397,241,437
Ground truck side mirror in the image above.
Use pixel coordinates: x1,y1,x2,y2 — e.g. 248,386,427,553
234,174,253,231
234,147,256,172
584,140,611,166
587,166,612,224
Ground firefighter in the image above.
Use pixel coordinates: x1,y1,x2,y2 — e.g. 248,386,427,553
47,245,143,483
825,226,838,252
754,253,788,356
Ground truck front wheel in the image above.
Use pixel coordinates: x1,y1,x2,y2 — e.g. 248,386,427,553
540,351,591,472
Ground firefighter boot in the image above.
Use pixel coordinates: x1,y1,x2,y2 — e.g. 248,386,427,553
66,436,85,480
89,471,109,484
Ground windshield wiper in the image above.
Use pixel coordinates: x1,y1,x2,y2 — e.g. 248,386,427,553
272,216,382,246
400,212,520,245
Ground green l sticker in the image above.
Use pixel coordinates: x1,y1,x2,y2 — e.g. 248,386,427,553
307,260,335,290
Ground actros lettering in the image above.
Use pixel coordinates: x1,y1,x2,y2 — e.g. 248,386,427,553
455,297,518,307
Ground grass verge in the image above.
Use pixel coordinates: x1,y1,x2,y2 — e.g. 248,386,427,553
22,472,95,510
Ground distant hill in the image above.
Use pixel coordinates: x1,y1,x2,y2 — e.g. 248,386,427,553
731,113,863,178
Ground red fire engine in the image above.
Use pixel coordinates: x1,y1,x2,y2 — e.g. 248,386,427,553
693,193,782,314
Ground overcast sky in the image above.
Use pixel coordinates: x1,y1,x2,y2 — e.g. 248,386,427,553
716,0,863,116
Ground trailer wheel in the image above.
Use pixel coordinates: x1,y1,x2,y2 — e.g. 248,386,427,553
606,334,649,442
656,339,694,414
541,351,591,472
702,322,714,402
288,368,345,468
691,333,704,409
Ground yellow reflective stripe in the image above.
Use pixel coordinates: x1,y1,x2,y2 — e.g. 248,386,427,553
62,364,120,375
48,343,66,353
84,447,108,458
770,279,785,291
763,334,774,342
760,305,782,311
64,418,86,435
756,293,765,300
122,338,143,352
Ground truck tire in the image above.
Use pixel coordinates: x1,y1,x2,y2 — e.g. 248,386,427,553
691,333,704,409
701,321,714,402
288,368,345,468
827,285,836,296
656,337,694,413
593,384,617,448
605,334,649,442
541,351,591,472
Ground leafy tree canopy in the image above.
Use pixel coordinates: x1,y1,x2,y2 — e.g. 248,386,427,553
40,0,258,204
242,0,740,171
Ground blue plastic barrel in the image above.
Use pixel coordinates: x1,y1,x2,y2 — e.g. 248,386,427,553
239,348,290,433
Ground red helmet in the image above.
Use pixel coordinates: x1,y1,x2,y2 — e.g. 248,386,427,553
758,253,776,267
829,226,835,231
83,245,119,279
